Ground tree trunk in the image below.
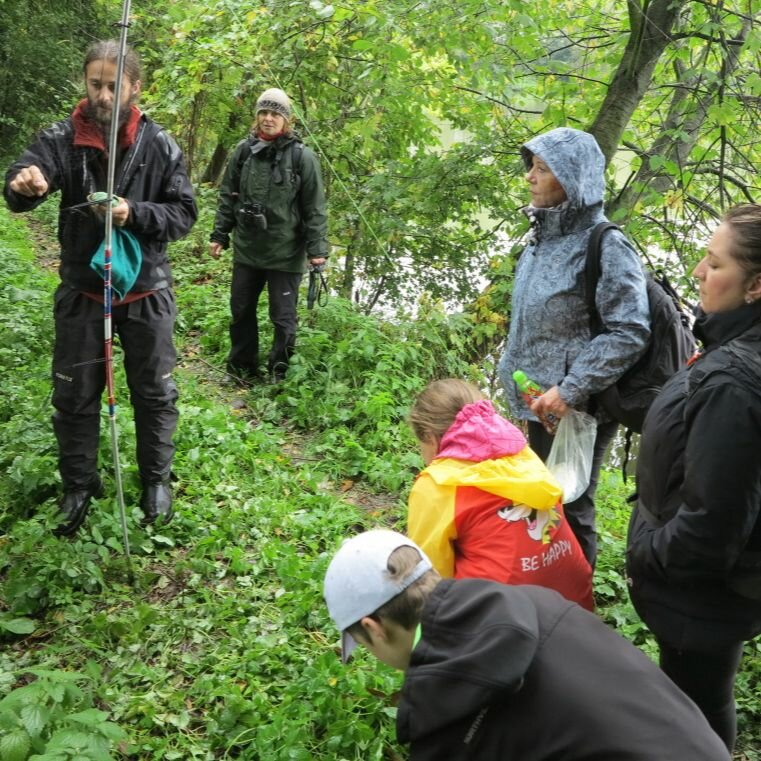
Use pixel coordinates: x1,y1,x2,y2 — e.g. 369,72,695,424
200,142,233,186
199,111,245,186
609,17,752,221
588,0,685,164
340,233,356,299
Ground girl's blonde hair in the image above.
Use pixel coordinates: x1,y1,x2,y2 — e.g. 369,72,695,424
409,379,484,442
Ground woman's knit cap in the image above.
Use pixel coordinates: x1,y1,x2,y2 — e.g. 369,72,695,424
256,88,291,119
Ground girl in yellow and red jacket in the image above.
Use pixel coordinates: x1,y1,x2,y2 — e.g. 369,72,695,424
408,379,594,610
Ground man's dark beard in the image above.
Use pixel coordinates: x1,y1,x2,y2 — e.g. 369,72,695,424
85,97,134,129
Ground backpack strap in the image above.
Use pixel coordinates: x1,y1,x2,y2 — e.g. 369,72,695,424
584,221,620,336
687,335,761,402
292,140,304,172
233,137,255,194
236,138,304,191
583,222,619,427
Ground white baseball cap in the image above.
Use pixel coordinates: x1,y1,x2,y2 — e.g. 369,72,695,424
324,529,433,662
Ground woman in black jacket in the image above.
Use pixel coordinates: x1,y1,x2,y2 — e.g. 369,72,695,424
627,204,761,750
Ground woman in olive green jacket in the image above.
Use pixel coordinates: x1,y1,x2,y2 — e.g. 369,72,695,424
210,88,327,382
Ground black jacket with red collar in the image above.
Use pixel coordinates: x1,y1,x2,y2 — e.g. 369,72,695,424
3,106,197,294
397,579,730,760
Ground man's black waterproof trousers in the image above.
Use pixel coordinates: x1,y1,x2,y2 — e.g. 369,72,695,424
52,285,178,488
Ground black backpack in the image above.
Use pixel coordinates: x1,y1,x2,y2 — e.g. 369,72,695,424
584,222,697,434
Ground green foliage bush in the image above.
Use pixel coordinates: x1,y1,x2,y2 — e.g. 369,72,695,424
276,296,481,491
0,668,126,761
0,212,59,526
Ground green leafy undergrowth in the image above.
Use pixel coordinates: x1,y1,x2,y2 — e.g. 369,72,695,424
175,286,482,494
1,205,758,759
0,210,59,521
593,470,656,652
168,197,484,495
0,667,126,761
0,206,408,758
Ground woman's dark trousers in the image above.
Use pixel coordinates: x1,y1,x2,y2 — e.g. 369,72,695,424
228,262,302,378
659,640,744,751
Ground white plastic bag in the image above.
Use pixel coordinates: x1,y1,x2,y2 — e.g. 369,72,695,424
546,410,597,503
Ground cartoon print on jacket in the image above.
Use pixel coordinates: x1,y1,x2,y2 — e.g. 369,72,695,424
498,503,560,543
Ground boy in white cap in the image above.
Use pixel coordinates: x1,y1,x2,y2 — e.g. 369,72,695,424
324,529,731,760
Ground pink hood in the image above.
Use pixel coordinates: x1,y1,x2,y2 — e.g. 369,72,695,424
436,400,526,462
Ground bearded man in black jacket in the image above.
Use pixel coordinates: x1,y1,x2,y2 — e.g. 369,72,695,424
3,40,197,535
324,529,731,761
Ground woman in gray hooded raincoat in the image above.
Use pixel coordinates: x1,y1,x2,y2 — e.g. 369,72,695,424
498,127,650,567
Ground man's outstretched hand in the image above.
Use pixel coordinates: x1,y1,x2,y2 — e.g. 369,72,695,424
9,165,48,197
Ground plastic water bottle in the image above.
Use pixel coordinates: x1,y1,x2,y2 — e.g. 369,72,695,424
513,370,559,430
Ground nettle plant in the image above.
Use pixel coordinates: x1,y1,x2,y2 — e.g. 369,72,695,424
0,669,126,761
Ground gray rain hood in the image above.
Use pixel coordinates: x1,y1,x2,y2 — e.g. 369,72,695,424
521,127,605,208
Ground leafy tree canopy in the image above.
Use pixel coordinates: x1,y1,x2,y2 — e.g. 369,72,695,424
2,0,760,322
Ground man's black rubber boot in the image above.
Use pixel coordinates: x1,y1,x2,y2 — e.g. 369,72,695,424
140,481,173,526
54,477,104,537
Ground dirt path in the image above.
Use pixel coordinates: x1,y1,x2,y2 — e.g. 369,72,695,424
26,215,60,273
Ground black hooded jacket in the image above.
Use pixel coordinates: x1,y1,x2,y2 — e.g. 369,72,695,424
397,579,730,760
627,301,761,651
3,112,197,293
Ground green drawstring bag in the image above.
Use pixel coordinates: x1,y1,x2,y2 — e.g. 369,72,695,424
90,227,143,300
